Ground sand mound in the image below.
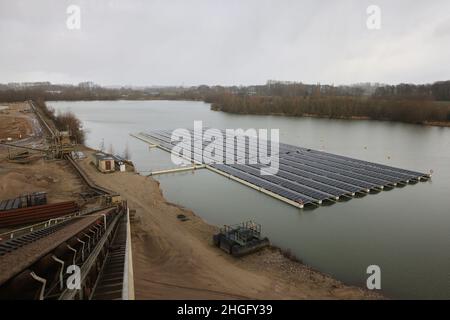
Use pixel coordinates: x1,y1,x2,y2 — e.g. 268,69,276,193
0,172,47,199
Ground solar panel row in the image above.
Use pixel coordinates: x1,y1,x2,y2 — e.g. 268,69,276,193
229,164,334,201
294,146,425,178
159,132,370,198
286,148,413,180
284,150,412,182
144,130,379,192
282,156,390,187
283,154,397,185
279,160,375,189
160,130,272,164
140,129,428,209
211,164,314,205
266,167,352,196
276,164,361,193
181,129,422,181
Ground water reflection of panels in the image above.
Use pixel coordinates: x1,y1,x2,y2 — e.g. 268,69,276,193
139,129,430,209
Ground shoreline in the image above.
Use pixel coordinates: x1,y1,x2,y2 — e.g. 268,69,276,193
43,98,450,128
210,108,450,127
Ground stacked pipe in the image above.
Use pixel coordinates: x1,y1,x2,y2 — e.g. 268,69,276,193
0,201,79,228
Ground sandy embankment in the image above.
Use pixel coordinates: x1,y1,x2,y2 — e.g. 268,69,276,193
77,150,382,300
0,158,87,204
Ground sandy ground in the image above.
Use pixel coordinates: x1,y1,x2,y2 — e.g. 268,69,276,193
77,149,382,300
0,102,88,233
0,103,35,141
0,101,86,205
0,157,87,204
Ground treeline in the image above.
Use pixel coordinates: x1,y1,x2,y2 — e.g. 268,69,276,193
181,80,450,101
0,86,152,102
183,80,450,125
0,81,191,102
207,94,450,124
34,99,85,144
2,80,449,102
179,83,371,99
374,81,450,100
2,80,450,125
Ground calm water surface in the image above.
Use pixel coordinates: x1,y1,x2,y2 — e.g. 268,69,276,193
51,100,450,299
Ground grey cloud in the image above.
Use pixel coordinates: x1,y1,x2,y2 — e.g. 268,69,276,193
0,0,449,86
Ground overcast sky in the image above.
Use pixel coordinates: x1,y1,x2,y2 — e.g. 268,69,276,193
1,0,449,86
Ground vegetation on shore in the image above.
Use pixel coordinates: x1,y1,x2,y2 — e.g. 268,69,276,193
1,80,450,126
34,99,85,144
207,95,450,125
200,81,450,125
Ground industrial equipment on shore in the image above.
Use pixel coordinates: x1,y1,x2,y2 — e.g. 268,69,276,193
213,221,270,257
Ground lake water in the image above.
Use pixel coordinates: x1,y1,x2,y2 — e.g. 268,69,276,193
51,100,450,299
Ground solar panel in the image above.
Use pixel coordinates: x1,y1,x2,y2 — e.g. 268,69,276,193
230,164,333,201
275,165,361,193
212,164,314,204
297,147,425,177
288,148,414,180
280,159,376,189
282,156,390,186
141,129,428,209
285,153,401,183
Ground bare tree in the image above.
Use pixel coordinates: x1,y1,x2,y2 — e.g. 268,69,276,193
108,143,114,155
123,142,131,160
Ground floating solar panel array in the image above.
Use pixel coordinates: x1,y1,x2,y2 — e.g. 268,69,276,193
136,129,430,209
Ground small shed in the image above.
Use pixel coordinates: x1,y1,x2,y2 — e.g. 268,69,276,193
94,152,105,166
95,153,115,173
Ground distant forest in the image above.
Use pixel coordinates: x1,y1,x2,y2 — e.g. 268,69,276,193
1,80,450,125
0,82,163,101
195,81,450,125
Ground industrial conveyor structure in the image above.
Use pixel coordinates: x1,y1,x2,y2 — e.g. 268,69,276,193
0,204,134,300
